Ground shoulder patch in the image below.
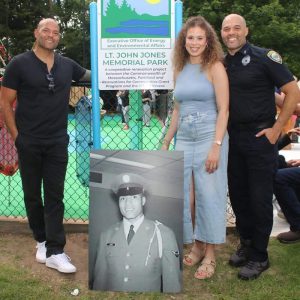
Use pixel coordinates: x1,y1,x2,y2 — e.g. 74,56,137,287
267,50,282,64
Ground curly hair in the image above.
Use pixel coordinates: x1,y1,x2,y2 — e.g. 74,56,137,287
173,16,224,73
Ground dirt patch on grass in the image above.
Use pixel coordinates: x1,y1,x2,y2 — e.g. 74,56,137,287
0,230,240,298
1,229,299,300
0,232,89,288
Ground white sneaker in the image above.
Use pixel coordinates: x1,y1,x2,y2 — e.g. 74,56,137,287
46,253,76,273
36,241,46,264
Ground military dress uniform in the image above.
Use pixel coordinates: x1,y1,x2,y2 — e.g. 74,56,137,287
225,42,294,262
92,173,181,293
92,218,181,292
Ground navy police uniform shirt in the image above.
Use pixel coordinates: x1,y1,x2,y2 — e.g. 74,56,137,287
225,42,294,125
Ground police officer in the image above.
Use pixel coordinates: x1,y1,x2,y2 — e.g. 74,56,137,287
92,173,181,292
221,14,300,280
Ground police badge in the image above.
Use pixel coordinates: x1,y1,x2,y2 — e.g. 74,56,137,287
242,55,251,66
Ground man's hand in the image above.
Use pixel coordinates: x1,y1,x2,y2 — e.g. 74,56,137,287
288,127,300,137
255,127,281,144
287,159,300,167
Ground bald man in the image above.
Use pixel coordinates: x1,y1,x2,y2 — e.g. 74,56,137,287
0,18,90,273
221,14,300,280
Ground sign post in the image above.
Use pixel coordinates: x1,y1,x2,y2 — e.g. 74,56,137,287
90,2,101,149
97,0,175,91
90,1,181,149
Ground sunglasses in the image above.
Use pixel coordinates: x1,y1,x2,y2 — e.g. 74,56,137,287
46,73,55,93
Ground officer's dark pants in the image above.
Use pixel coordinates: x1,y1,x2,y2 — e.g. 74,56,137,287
274,167,300,231
228,127,277,262
15,135,69,257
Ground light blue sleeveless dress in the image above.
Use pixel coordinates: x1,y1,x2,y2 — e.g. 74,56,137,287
174,63,229,244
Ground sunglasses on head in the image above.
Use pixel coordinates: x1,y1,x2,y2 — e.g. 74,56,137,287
46,73,55,93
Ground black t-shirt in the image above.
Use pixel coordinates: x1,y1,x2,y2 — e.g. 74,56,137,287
2,50,86,138
225,42,294,125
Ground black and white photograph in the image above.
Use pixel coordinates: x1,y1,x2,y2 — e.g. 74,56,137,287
88,150,183,293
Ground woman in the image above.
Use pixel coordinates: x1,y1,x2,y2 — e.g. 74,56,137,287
162,16,229,279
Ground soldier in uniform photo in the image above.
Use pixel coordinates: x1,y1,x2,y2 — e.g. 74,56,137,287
91,173,181,293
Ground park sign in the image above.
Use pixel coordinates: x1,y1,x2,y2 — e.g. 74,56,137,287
97,0,175,90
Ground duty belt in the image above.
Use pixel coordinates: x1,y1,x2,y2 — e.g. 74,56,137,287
229,120,275,131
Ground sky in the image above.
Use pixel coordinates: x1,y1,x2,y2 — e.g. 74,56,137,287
103,0,169,16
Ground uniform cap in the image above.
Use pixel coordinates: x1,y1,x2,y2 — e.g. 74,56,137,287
112,173,146,198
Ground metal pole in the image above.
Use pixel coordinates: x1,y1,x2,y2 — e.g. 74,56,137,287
174,1,183,146
175,0,183,38
81,0,86,68
90,2,101,149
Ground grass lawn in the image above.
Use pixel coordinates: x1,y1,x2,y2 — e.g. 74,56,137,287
0,233,299,300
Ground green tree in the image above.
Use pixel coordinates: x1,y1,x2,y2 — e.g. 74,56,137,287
120,0,136,19
1,0,299,75
0,0,49,62
53,0,92,68
0,0,92,68
183,0,300,76
105,0,119,16
103,0,136,29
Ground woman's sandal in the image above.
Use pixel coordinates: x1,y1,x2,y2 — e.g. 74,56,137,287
194,258,216,279
183,248,204,267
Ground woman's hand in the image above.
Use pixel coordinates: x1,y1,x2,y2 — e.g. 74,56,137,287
205,144,221,173
161,139,170,150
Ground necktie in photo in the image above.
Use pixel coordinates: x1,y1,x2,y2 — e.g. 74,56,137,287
127,225,135,244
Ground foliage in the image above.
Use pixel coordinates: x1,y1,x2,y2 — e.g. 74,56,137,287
102,0,168,37
183,0,300,77
53,0,92,68
0,235,300,299
0,0,92,68
0,0,48,63
102,0,139,32
1,0,299,74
